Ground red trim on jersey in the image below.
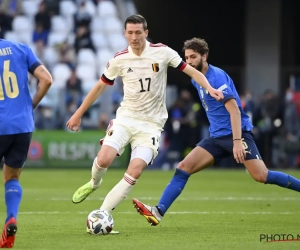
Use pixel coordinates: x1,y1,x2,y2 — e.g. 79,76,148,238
177,61,187,71
101,74,114,85
114,49,129,58
150,43,166,47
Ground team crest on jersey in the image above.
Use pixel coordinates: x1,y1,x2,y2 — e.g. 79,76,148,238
107,130,113,136
152,63,159,72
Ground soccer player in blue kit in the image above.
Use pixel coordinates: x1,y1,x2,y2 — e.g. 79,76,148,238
0,38,52,247
133,37,300,226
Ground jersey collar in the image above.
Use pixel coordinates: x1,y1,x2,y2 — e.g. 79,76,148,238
128,40,149,57
205,64,213,77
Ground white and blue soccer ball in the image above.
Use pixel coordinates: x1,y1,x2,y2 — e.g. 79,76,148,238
86,209,114,235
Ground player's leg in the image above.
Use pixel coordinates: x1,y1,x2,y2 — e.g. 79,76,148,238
155,146,214,214
72,119,131,204
72,145,118,203
1,165,21,248
133,138,224,225
242,133,300,191
0,133,31,248
100,146,153,212
243,134,300,192
245,159,300,191
100,120,161,212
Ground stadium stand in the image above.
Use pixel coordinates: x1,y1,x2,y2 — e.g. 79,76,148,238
2,0,127,129
2,0,177,130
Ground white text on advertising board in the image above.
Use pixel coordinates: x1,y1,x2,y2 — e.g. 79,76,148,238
48,142,98,160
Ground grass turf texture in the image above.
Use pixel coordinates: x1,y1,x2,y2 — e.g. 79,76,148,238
0,169,300,250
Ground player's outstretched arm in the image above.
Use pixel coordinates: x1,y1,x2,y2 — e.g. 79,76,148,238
182,64,223,101
32,65,53,109
224,99,246,163
66,79,107,131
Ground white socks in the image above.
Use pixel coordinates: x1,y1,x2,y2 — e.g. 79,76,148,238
89,157,137,212
90,157,107,188
100,173,137,212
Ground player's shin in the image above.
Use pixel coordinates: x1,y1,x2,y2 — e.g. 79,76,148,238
157,168,190,215
265,170,300,192
100,173,137,212
91,157,107,188
5,179,22,222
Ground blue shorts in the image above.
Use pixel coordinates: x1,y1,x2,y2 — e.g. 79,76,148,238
197,131,262,163
0,133,32,168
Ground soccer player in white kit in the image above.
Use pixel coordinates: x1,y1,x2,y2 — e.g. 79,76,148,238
66,15,223,231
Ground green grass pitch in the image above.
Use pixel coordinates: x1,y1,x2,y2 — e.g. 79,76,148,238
0,169,300,250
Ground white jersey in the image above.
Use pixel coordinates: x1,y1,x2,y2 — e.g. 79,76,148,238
101,41,187,127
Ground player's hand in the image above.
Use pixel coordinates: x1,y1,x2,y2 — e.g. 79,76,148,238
208,87,224,101
66,114,82,132
233,140,246,163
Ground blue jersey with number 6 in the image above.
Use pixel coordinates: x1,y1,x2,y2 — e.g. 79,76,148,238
0,39,41,135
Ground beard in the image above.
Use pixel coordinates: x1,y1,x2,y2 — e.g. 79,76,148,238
196,59,203,72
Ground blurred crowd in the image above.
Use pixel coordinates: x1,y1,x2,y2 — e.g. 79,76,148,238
0,0,124,130
0,0,299,169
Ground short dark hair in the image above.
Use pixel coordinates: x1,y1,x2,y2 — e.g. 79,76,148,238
182,38,209,57
124,14,147,30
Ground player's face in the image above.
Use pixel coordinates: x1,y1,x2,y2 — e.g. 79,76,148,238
124,23,148,49
185,49,204,71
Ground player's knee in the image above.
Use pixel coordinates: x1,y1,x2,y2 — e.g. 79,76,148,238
3,165,21,183
127,168,143,179
177,160,192,174
96,157,113,168
252,172,268,183
246,162,268,183
127,159,147,179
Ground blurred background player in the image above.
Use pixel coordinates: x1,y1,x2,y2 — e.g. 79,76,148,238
132,38,300,226
0,35,52,247
66,16,223,232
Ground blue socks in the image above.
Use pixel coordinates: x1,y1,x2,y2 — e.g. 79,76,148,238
157,168,190,216
265,170,300,192
5,179,22,223
156,169,300,217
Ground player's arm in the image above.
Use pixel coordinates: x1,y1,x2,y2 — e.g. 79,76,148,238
165,47,223,101
67,57,119,131
182,64,223,101
73,79,107,118
25,44,53,109
32,65,53,109
73,58,119,118
225,99,246,163
225,99,242,142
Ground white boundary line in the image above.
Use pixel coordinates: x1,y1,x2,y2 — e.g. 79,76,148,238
2,196,297,201
0,211,298,215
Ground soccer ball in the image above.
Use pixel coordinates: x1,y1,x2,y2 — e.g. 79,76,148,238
86,209,114,235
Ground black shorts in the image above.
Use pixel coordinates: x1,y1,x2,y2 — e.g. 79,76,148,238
0,132,32,168
197,131,262,163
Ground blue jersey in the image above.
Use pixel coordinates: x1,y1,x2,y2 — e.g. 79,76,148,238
0,39,41,135
191,64,253,138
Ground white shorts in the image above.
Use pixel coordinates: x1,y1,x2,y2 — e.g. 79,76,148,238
101,117,163,164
